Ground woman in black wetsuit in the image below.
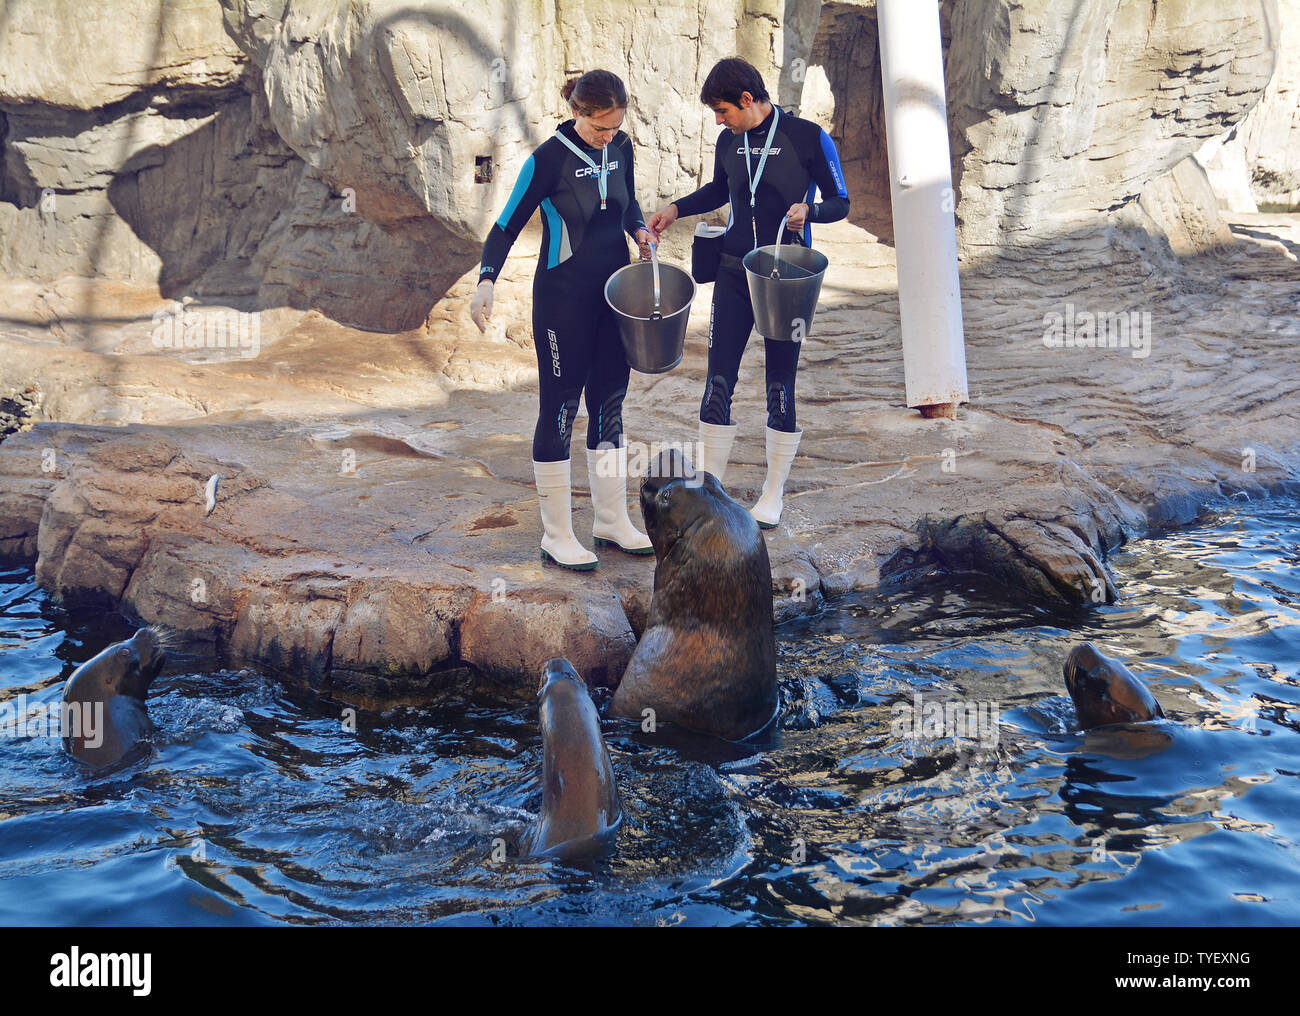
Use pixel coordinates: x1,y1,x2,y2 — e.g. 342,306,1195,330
470,70,656,571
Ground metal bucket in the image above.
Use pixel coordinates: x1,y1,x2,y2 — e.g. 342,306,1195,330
604,243,695,373
742,215,828,342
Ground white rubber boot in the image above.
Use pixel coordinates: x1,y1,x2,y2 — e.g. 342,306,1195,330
588,445,653,555
749,427,803,529
698,420,739,484
533,459,598,571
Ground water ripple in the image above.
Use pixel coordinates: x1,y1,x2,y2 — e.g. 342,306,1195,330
0,499,1297,924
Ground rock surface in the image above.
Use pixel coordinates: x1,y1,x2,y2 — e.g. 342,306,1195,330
2,214,1297,703
1235,0,1300,207
0,0,246,110
0,0,257,281
5,0,1289,333
805,0,1282,257
215,0,819,311
0,0,828,330
945,0,1278,259
1195,0,1300,213
1138,155,1237,256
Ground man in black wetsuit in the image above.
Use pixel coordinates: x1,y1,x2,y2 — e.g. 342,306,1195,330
471,71,655,570
648,58,849,528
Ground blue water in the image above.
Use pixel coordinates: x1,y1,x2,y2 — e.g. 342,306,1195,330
0,498,1297,925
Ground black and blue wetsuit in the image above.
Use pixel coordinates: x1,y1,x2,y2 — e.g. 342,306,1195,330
672,106,849,432
480,121,647,462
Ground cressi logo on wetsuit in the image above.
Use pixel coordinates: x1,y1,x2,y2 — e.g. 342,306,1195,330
547,328,561,377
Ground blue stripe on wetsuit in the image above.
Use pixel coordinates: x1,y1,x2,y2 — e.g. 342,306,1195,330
820,129,848,201
540,198,562,269
496,155,536,230
805,131,848,246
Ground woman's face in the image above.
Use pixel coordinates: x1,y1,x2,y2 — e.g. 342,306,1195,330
573,105,625,149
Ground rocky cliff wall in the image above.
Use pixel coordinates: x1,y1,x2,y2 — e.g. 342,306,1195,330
804,0,1284,261
1,0,1294,331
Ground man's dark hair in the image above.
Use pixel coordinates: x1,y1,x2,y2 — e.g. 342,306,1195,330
700,57,770,108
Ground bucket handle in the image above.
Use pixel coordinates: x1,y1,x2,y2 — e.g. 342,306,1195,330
771,214,790,279
650,240,662,319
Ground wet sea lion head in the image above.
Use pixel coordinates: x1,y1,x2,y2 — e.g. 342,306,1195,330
1064,642,1164,730
65,627,166,704
527,658,622,861
537,656,585,695
639,448,750,562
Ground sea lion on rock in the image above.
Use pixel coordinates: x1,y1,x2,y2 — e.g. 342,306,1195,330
612,449,778,741
524,658,621,861
1064,643,1165,730
61,627,165,770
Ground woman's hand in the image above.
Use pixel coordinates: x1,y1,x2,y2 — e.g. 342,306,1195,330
784,202,811,232
470,279,494,333
635,228,654,260
647,203,678,241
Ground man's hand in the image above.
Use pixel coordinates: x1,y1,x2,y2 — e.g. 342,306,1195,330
784,202,811,232
470,279,494,333
647,203,678,241
635,228,654,260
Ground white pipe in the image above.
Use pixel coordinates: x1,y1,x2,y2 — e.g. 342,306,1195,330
878,0,969,413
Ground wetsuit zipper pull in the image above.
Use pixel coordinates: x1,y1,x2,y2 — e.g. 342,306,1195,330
600,144,608,209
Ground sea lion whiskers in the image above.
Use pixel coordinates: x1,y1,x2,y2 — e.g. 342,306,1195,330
144,623,177,651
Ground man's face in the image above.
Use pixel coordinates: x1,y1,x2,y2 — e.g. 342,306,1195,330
711,93,758,133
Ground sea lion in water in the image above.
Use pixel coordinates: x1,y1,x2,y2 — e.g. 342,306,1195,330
1064,643,1165,730
611,449,778,741
524,658,621,861
61,627,165,770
